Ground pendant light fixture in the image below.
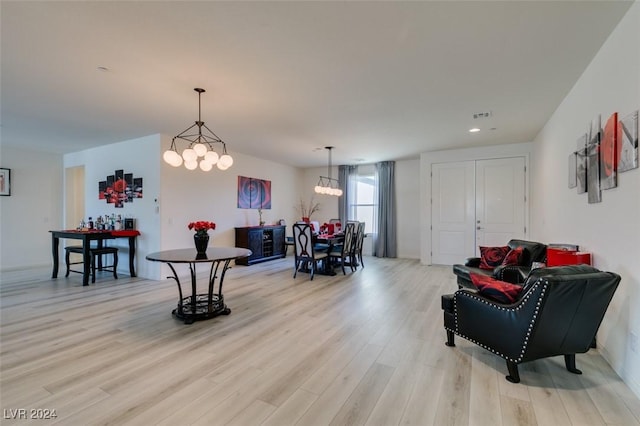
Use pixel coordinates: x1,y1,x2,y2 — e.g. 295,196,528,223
163,88,234,171
314,146,343,196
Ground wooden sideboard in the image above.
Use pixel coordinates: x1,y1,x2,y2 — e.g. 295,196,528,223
235,225,286,265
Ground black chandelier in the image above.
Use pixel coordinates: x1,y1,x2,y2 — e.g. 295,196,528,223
163,88,233,171
314,146,343,196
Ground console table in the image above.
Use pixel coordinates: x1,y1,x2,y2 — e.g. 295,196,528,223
146,247,251,324
50,229,140,286
235,225,285,265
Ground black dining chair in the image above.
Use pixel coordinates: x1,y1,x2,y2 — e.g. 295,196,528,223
65,244,118,283
329,222,357,274
293,223,328,280
354,221,365,268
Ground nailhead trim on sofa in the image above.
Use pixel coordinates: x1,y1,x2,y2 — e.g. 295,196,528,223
446,278,548,364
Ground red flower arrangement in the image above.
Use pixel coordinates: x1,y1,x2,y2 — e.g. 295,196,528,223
188,220,216,236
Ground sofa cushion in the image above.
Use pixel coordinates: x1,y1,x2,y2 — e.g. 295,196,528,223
502,247,524,266
507,239,547,267
479,246,510,270
470,273,523,304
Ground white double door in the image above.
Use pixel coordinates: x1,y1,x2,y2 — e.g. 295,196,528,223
431,157,526,265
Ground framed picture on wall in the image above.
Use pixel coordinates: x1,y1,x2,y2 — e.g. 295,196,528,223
600,112,618,190
237,176,272,209
618,110,638,172
576,134,588,194
0,168,11,196
568,152,577,189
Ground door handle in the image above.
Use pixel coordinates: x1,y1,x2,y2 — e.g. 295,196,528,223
477,226,483,230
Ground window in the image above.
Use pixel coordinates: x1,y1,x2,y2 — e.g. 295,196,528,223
348,165,377,234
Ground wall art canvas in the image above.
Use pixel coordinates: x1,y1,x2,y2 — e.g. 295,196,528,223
237,176,271,209
99,169,143,208
587,119,601,204
600,112,618,190
0,168,11,196
576,134,588,194
568,152,577,188
618,110,638,172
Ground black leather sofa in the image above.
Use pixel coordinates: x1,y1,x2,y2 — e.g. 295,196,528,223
442,265,621,383
452,239,547,289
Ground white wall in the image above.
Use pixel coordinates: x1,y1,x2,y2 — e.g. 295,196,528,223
531,2,640,396
0,146,64,270
396,159,420,259
61,134,305,280
0,133,306,280
159,135,304,280
64,135,162,280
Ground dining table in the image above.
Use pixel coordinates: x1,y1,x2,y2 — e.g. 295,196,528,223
50,229,141,286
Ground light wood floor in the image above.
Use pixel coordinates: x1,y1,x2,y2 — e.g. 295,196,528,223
1,257,639,426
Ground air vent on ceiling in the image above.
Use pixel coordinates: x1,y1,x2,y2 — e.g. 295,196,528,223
473,111,492,119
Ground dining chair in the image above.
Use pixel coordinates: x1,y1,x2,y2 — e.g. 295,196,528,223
65,244,119,283
354,221,365,268
329,222,357,275
293,223,328,280
328,218,342,233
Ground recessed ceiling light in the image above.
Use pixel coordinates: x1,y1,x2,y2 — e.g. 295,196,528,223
96,66,109,72
469,128,481,133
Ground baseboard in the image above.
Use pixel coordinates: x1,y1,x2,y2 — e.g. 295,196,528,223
0,262,51,273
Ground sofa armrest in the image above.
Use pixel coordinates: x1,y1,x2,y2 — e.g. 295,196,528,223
453,282,546,360
493,265,530,284
464,257,481,267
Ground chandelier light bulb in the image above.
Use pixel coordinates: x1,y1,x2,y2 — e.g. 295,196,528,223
217,161,230,171
219,154,233,169
182,148,197,162
204,151,219,164
163,150,183,167
184,160,198,170
199,160,213,172
193,143,208,157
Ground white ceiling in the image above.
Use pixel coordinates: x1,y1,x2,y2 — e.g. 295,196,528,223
1,1,633,168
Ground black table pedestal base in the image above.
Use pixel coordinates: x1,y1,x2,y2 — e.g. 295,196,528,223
172,294,231,324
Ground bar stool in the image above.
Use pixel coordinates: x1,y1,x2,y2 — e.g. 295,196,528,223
65,245,119,283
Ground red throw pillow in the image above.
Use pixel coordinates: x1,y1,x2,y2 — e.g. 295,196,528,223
470,273,522,304
478,246,510,270
502,247,524,266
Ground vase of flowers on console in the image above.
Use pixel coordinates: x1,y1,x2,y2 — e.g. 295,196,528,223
188,220,216,255
296,197,320,223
